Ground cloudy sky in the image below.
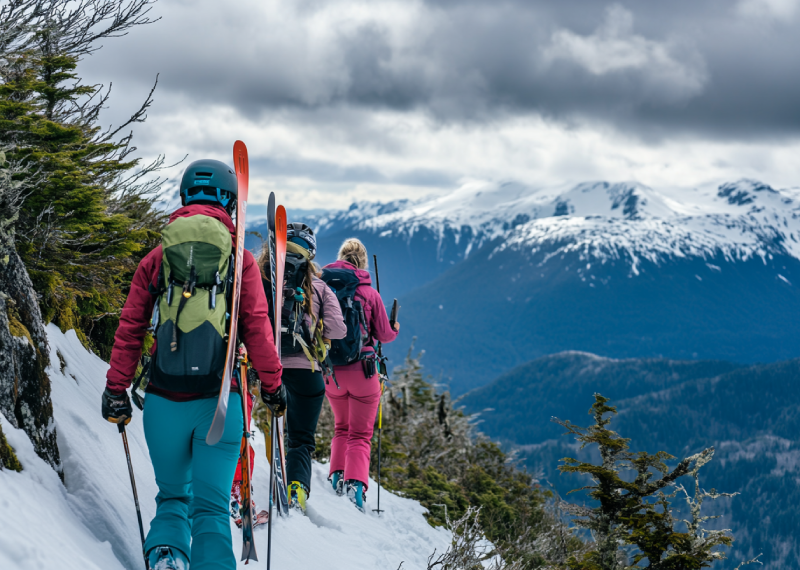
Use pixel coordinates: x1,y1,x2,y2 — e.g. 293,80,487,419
80,0,800,210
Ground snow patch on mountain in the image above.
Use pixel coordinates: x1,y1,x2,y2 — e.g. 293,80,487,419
0,326,451,570
317,178,800,273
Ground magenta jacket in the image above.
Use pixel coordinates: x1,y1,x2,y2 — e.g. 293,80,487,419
323,260,398,357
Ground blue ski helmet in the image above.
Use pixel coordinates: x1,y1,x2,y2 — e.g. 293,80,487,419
179,159,238,210
287,222,317,260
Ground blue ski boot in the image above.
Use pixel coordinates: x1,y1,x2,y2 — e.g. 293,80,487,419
346,480,366,512
329,470,345,496
147,546,189,570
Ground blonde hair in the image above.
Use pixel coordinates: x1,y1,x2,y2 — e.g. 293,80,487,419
338,238,368,269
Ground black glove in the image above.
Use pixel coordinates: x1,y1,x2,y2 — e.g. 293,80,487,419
102,387,132,425
261,384,287,417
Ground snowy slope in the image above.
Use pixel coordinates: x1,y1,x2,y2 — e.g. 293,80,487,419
0,326,451,570
313,179,800,272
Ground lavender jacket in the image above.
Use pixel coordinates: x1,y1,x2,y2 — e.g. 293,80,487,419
281,276,347,370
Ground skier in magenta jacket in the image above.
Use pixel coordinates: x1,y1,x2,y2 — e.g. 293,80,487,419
100,159,283,570
323,238,399,511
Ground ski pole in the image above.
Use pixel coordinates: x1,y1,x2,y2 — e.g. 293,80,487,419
373,380,385,514
373,254,381,294
372,254,388,514
266,407,277,570
118,421,148,570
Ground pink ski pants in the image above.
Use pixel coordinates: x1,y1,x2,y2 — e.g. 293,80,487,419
326,362,381,488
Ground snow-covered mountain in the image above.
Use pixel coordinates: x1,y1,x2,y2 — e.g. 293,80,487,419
315,178,800,274
0,326,451,570
276,179,800,394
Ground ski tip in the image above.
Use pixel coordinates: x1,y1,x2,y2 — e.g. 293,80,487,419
233,141,248,167
276,205,287,232
205,421,224,446
240,539,258,562
232,141,249,199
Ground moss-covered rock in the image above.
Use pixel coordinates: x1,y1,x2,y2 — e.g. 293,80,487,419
0,422,23,472
0,247,60,474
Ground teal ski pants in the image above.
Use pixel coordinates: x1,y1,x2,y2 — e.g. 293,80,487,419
143,392,243,570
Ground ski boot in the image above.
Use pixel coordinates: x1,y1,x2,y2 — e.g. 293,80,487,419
229,481,246,527
329,470,345,496
230,494,242,527
289,481,309,514
230,482,269,528
147,545,189,570
346,480,366,512
231,496,263,529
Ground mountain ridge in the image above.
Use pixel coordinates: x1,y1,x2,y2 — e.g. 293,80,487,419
248,178,800,394
307,178,800,270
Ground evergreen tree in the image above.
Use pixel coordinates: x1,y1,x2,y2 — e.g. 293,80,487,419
555,395,758,570
0,0,169,357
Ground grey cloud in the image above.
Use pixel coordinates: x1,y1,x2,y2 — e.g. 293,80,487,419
81,0,800,140
392,168,458,187
251,156,456,188
251,156,387,184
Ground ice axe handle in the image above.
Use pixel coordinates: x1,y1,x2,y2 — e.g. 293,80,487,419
389,299,399,329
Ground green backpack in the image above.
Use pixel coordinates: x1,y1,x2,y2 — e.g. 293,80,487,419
149,214,233,395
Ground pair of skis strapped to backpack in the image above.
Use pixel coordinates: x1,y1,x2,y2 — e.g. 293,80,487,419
188,141,260,563
195,142,289,566
268,194,290,514
265,193,290,570
206,140,250,447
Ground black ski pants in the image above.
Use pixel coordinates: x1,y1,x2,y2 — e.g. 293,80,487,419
283,367,326,494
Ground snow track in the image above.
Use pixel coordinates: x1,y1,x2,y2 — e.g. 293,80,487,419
0,326,451,570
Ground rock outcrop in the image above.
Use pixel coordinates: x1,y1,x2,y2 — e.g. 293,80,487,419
0,152,60,473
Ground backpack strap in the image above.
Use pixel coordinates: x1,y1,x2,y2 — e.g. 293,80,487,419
148,260,166,296
354,288,372,348
146,261,166,339
171,265,197,352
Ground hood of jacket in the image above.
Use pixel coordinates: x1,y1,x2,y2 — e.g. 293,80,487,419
169,204,236,242
325,259,372,286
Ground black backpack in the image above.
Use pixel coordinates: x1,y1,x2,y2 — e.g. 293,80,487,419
266,251,314,357
321,268,368,366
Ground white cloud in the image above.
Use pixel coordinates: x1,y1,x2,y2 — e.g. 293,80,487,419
544,5,707,104
737,0,800,20
71,0,800,212
128,100,800,211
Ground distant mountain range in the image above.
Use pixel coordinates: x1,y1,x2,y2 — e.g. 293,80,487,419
458,351,800,570
248,178,800,394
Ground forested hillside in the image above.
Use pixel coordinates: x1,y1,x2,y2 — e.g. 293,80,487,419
461,353,800,569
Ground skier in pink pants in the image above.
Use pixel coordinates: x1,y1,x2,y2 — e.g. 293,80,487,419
322,238,399,511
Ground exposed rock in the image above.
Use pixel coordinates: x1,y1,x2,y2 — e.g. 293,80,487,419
0,248,60,473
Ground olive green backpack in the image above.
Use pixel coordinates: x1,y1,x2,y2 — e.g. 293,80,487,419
149,214,233,395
